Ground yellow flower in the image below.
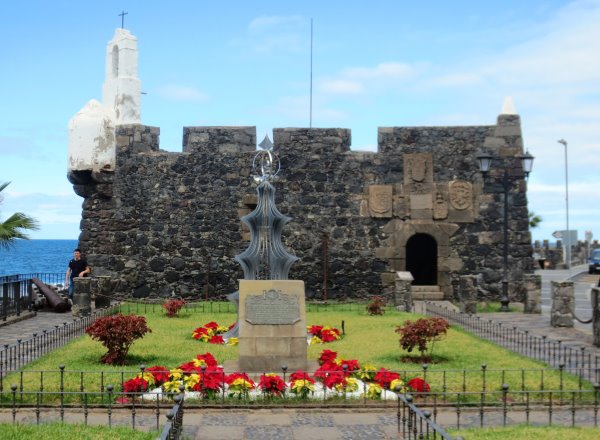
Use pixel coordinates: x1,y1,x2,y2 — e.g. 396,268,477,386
169,368,184,381
136,372,155,386
217,325,229,333
357,363,377,381
309,336,323,345
390,378,405,392
193,358,208,368
335,377,358,393
184,374,201,390
162,380,183,393
291,379,315,394
227,337,239,346
365,383,382,399
230,377,253,391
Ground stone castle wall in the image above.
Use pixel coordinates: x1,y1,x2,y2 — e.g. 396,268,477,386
69,114,535,302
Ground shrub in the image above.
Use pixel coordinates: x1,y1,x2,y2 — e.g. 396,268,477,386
366,296,385,315
85,314,151,365
395,317,449,361
162,298,186,317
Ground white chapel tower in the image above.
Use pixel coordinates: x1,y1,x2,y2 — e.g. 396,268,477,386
68,28,142,173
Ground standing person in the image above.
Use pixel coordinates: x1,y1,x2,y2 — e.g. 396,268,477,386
65,248,91,299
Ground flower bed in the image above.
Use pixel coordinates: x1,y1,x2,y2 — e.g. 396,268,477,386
119,349,429,402
191,321,237,345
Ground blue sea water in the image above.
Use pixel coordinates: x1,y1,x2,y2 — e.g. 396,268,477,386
0,239,78,276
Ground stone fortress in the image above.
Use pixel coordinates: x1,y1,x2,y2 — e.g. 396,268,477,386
67,28,538,304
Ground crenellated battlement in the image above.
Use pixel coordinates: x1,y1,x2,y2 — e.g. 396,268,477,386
67,28,536,305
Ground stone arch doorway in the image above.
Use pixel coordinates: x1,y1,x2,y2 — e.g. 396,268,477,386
406,233,437,285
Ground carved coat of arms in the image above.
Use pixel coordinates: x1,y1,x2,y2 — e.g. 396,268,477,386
449,180,472,210
369,185,393,217
408,157,427,182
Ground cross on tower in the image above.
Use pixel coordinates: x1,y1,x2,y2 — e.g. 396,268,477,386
119,10,128,29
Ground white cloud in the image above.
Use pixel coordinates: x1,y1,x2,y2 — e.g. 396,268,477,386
248,15,303,32
157,84,208,102
320,79,364,95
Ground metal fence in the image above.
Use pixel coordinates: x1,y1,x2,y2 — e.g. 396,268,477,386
425,302,600,383
2,383,184,436
159,394,185,440
1,273,66,321
409,386,600,431
0,303,120,377
398,393,460,440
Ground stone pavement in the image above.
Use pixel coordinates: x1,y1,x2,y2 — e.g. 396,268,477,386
0,407,403,439
0,309,78,348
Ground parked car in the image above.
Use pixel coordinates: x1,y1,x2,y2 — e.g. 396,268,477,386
589,249,600,274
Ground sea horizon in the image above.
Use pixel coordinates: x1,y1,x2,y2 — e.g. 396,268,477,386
0,239,78,276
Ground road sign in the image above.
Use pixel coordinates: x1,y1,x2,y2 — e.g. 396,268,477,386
552,231,562,239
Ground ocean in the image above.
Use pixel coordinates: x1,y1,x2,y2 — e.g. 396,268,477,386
0,239,78,276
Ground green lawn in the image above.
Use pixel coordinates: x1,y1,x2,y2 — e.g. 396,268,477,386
450,425,600,440
1,303,588,398
0,423,157,440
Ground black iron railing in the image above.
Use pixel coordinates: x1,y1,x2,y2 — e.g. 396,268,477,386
0,304,120,377
425,302,600,383
398,393,459,439
1,273,67,321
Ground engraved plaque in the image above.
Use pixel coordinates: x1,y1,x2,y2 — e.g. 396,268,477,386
245,289,300,325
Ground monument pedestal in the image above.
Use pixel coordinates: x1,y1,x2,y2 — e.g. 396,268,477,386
238,280,307,372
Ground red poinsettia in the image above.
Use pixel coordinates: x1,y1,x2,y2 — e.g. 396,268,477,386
196,352,218,367
407,377,430,393
204,321,220,331
192,327,212,340
289,370,315,384
208,335,224,344
374,368,401,389
339,358,360,374
309,325,324,335
320,328,341,342
314,363,347,389
318,349,338,365
192,366,225,397
146,366,169,386
258,374,286,396
122,376,148,394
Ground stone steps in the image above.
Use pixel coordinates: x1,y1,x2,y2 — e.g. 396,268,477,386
412,285,444,300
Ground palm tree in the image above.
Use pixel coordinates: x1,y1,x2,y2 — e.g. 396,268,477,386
529,211,542,229
0,182,39,248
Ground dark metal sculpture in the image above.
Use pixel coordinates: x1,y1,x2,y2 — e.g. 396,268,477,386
223,135,297,340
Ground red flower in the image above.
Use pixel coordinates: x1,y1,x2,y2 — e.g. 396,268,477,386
258,374,285,396
407,377,430,393
225,372,254,386
195,352,218,367
122,377,148,394
204,321,219,331
374,368,400,389
289,370,315,384
146,366,169,386
318,349,338,366
178,361,201,374
308,325,324,335
320,328,340,342
339,359,360,375
192,327,211,340
193,366,225,395
209,335,224,344
314,363,346,389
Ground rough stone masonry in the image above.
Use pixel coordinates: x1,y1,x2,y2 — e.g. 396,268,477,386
68,113,537,303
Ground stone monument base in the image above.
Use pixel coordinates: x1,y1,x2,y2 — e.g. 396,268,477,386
238,280,308,372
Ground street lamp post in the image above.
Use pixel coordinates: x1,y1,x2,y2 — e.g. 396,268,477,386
477,151,534,312
557,139,570,271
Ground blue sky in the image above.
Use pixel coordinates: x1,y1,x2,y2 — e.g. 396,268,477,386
1,0,599,243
